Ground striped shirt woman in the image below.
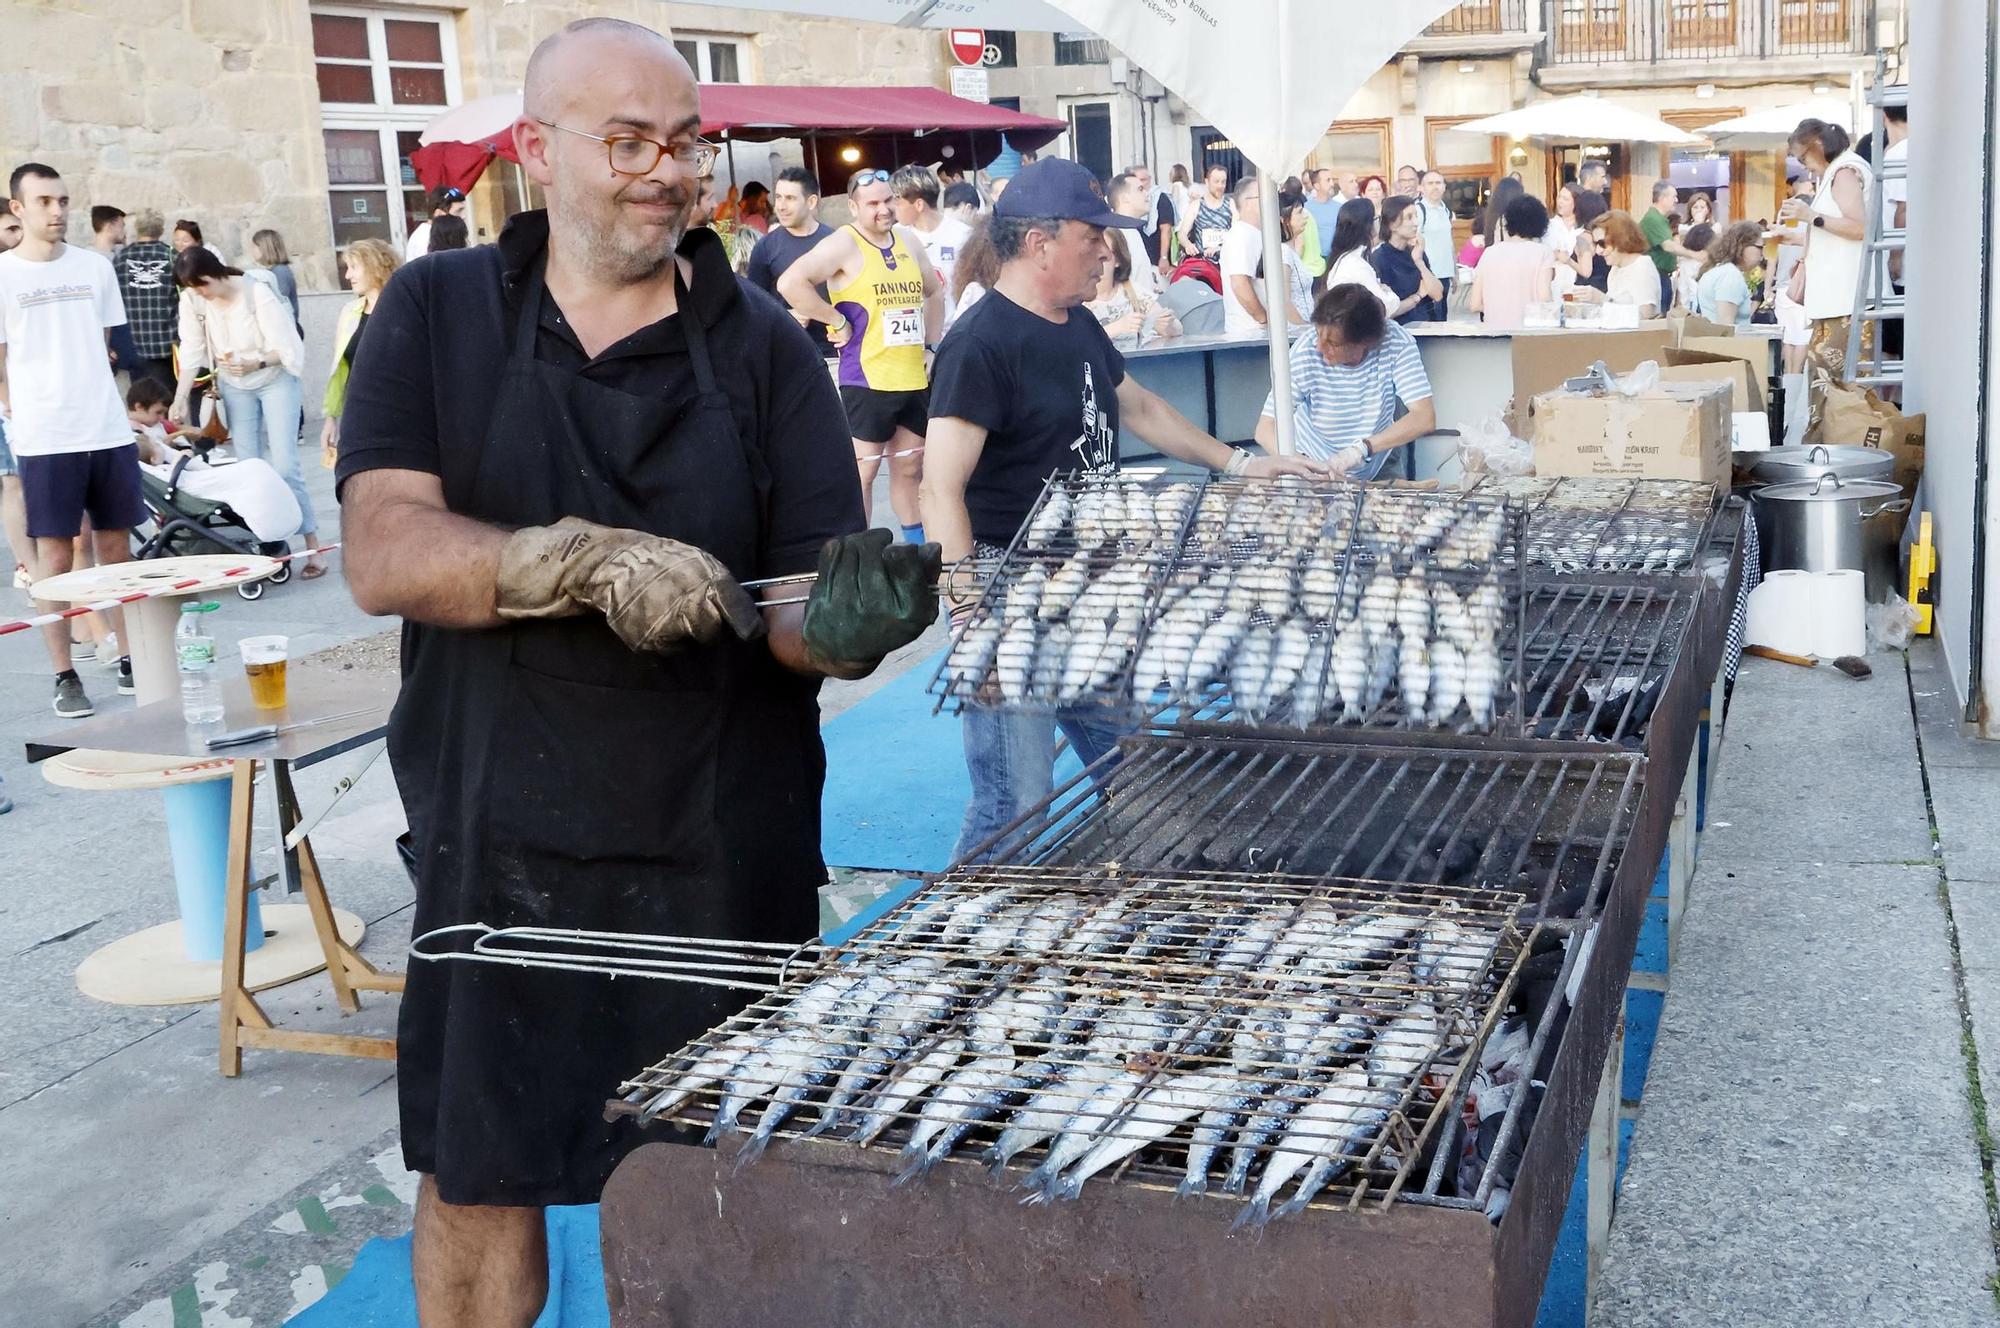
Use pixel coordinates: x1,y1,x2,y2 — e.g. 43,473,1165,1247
1256,319,1433,480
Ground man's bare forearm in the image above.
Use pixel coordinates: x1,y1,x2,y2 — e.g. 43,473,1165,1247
763,598,872,680
342,471,509,627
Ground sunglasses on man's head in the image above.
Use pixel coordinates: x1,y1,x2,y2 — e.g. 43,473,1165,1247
850,170,892,190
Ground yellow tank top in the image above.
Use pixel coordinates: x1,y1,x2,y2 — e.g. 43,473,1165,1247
827,224,929,391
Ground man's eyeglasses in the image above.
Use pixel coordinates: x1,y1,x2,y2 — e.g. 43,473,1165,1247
536,120,718,178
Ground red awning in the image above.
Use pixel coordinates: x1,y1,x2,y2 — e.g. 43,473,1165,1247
408,141,498,194
696,85,1066,170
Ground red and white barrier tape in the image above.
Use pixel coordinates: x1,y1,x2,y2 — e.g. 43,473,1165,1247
0,543,340,639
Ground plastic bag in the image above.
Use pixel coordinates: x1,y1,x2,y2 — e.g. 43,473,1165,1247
1866,592,1921,652
1458,414,1535,478
1613,359,1660,396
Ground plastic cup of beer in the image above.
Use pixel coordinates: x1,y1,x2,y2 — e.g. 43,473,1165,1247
239,635,290,710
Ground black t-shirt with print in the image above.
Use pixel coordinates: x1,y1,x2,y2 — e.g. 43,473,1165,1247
928,289,1126,548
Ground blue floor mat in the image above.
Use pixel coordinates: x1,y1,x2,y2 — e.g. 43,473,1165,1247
819,649,967,874
1534,1120,1637,1328
288,1206,606,1327
818,650,1085,874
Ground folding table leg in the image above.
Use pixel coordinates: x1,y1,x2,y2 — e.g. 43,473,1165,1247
273,761,361,1013
1585,1016,1626,1320
218,759,271,1076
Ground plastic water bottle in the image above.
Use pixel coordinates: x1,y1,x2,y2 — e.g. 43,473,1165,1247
177,601,225,726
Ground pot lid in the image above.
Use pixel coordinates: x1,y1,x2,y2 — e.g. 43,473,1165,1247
1756,475,1904,502
1752,444,1895,471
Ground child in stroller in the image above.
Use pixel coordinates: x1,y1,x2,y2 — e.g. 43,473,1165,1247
126,378,304,600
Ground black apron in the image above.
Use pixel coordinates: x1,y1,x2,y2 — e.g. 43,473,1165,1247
393,258,827,1207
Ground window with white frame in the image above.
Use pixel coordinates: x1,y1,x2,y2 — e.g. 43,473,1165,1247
312,6,461,272
674,34,747,83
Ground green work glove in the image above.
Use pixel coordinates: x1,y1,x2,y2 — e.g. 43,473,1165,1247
801,529,941,667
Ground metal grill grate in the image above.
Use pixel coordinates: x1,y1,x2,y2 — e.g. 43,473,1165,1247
1171,578,1692,746
980,734,1645,925
1464,477,1719,575
932,476,1526,735
614,866,1531,1224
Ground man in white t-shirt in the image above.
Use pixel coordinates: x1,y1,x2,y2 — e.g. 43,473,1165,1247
405,186,467,262
891,166,972,317
0,162,142,717
1881,104,1908,358
1219,177,1267,335
1415,170,1458,300
1109,172,1160,301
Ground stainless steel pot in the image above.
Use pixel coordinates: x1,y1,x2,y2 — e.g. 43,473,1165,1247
1749,443,1897,487
1755,472,1911,602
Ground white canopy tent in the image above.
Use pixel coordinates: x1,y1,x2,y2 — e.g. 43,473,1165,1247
681,0,1462,454
1448,95,1705,146
1694,98,1853,151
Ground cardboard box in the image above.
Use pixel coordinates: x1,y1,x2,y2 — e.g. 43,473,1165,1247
1678,333,1779,384
1658,348,1765,413
1530,381,1733,487
1508,328,1676,437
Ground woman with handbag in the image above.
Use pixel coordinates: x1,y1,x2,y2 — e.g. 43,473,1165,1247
321,239,401,472
1784,117,1874,436
168,246,326,577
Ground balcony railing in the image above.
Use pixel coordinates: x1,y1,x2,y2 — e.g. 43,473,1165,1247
1424,0,1532,35
1054,34,1111,65
1544,0,1872,63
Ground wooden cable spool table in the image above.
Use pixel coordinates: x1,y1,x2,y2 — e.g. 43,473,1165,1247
27,666,403,1073
31,554,282,706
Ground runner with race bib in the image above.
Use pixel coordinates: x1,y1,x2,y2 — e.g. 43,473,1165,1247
779,168,944,543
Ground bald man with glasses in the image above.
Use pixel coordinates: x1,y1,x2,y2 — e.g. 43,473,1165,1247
334,20,938,1324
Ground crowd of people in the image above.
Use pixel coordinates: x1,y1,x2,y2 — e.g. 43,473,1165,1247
0,169,472,755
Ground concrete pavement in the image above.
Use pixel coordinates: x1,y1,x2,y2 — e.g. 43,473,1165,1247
1595,643,2000,1325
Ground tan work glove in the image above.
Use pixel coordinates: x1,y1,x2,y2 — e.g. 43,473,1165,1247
496,517,764,653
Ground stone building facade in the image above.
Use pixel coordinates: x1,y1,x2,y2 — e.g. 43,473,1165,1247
0,1,943,289
986,1,1901,244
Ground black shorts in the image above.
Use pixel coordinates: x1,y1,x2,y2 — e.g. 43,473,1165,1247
19,444,148,539
840,386,929,445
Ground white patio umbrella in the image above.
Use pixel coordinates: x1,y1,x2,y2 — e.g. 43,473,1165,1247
1448,94,1705,146
418,91,523,148
682,0,1462,454
1694,98,1853,151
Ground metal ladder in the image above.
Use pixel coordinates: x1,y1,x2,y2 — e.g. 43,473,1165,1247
1846,55,1907,390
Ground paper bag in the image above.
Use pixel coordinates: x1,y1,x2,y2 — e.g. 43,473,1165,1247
1812,384,1925,491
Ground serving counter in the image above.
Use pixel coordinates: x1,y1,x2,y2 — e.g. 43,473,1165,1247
1115,317,1780,483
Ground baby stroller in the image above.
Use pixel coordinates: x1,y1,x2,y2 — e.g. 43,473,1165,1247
134,434,294,601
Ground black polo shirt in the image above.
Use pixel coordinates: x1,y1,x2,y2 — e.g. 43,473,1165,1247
334,211,862,578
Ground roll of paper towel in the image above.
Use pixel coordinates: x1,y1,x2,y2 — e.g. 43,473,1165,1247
1744,569,1816,656
1811,569,1867,659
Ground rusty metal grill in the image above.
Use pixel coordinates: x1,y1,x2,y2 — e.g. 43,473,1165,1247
1174,578,1693,746
1464,477,1719,574
931,475,1526,735
979,734,1645,926
615,866,1531,1224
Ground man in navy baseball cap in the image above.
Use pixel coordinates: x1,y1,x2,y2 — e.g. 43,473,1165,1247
924,157,1326,866
993,157,1144,231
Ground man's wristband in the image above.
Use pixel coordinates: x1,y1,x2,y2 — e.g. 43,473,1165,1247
828,315,849,332
1223,448,1253,478
1359,435,1376,457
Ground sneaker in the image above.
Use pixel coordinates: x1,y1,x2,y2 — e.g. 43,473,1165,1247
11,563,27,590
71,638,97,661
117,660,135,695
95,632,121,669
53,674,94,718
0,774,11,815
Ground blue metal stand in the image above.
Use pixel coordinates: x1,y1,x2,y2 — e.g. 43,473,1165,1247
161,777,263,962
